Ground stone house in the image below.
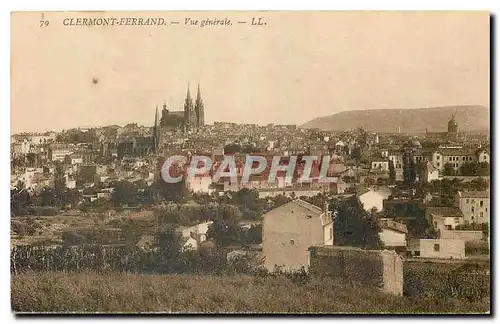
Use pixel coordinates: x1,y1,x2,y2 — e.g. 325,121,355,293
357,188,388,213
419,239,465,259
262,199,333,272
425,206,465,232
455,190,490,225
378,219,407,249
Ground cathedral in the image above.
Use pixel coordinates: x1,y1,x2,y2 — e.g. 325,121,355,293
152,83,205,151
425,111,460,142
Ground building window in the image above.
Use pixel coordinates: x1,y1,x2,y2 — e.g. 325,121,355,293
471,207,475,214
290,239,295,245
434,244,440,252
329,228,333,240
462,157,465,161
454,217,460,223
437,156,440,160
445,225,452,230
480,201,483,207
466,199,469,203
437,162,440,167
480,212,484,218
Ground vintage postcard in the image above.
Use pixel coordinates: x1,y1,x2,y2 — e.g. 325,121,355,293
10,11,490,314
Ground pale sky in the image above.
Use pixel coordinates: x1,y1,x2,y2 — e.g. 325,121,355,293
11,11,489,134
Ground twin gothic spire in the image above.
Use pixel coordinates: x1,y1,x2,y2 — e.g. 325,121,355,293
184,83,204,128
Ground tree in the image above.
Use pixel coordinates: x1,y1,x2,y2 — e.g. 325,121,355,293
443,163,455,176
155,225,184,271
268,195,291,209
224,143,242,154
403,150,416,184
477,162,490,176
78,200,93,214
469,177,489,191
459,162,476,176
206,204,244,246
61,230,86,245
138,186,154,206
207,219,243,246
388,160,396,184
61,188,81,208
53,162,66,205
409,159,417,183
26,153,37,167
153,178,188,203
244,224,263,244
342,176,355,183
302,193,329,209
39,187,57,206
331,196,383,249
11,187,30,216
111,181,139,207
356,127,368,149
119,220,140,246
11,221,26,237
364,177,375,186
350,146,362,161
233,189,267,220
460,162,490,176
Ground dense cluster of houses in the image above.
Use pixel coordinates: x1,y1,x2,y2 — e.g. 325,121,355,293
11,114,490,270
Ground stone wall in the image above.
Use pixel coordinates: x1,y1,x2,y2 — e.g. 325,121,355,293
309,246,403,296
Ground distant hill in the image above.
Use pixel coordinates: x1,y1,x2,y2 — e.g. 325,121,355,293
302,105,489,133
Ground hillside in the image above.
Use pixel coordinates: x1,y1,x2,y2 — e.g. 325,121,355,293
302,105,489,133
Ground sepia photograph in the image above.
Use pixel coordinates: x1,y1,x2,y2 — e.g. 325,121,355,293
10,10,490,314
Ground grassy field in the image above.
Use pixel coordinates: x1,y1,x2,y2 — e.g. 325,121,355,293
11,271,489,314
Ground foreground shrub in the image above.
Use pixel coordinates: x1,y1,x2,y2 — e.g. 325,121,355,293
403,261,490,301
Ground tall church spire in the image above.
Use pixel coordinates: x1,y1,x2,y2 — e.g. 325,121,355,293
195,83,205,127
184,82,194,131
196,83,202,101
186,82,191,100
154,105,159,127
